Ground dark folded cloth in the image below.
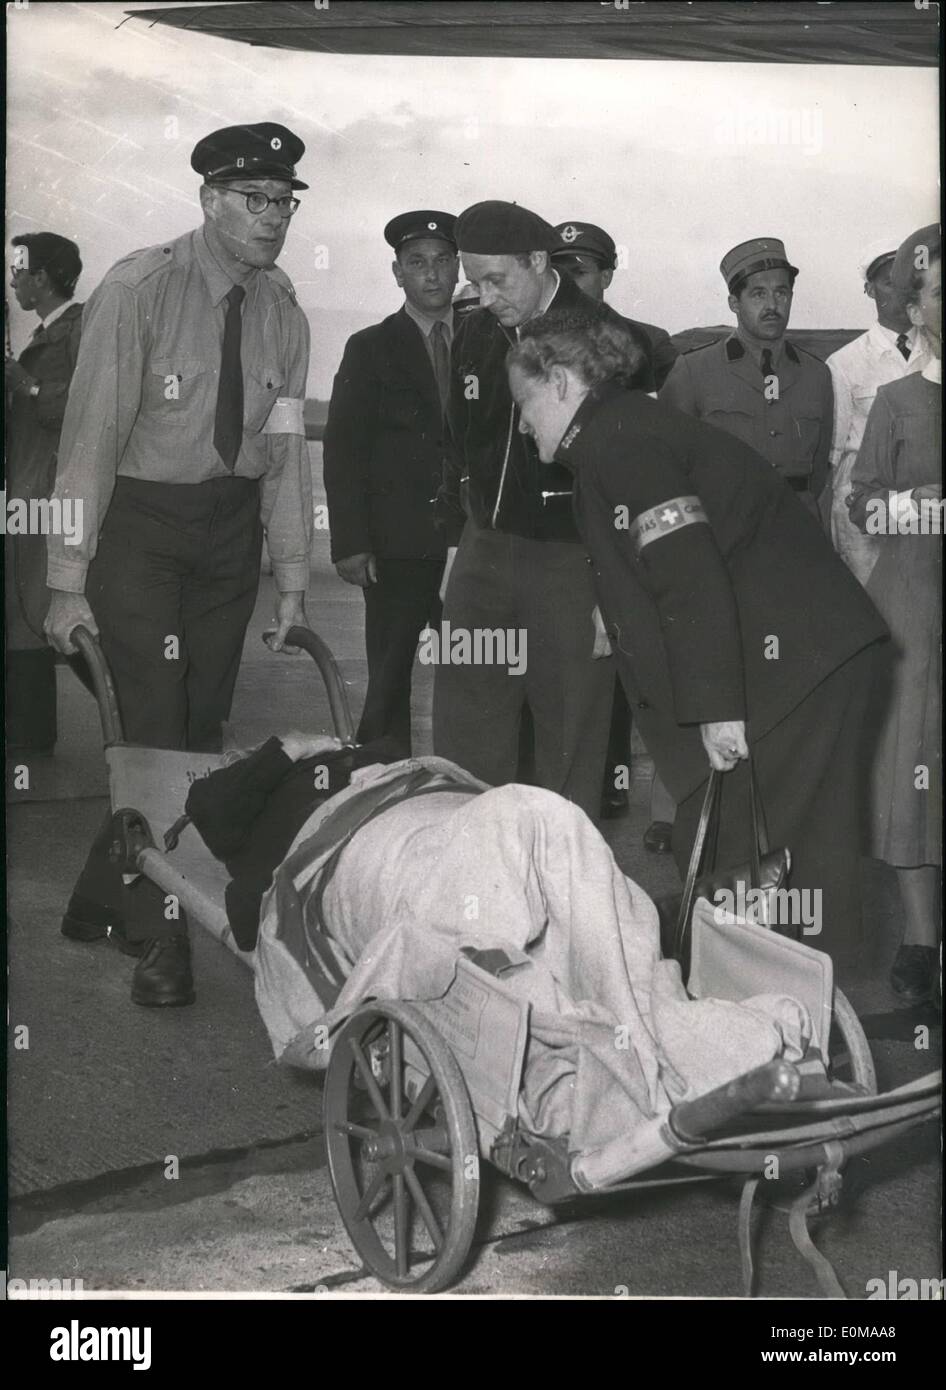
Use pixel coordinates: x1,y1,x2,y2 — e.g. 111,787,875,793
185,736,404,950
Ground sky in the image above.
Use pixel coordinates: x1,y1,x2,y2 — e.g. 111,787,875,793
5,1,941,398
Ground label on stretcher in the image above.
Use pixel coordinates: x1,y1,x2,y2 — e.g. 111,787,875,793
414,958,530,1142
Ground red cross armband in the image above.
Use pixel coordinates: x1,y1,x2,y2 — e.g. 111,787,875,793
262,397,306,436
629,495,709,554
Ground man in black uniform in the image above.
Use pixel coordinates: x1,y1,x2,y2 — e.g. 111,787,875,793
323,211,458,753
660,237,833,520
434,200,655,818
551,220,679,823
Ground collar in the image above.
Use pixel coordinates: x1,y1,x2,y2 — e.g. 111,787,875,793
553,379,625,466
36,301,73,331
535,268,561,319
868,321,916,354
403,299,454,338
729,330,796,368
193,226,258,308
921,355,942,385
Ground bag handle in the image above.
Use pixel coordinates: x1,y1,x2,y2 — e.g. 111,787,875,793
673,753,768,960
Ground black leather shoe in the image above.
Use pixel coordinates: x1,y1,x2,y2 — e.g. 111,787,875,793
61,895,116,943
643,820,674,854
107,923,148,959
600,789,629,820
131,935,196,1008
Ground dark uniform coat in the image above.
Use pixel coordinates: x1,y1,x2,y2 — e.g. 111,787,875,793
5,302,83,648
659,333,834,501
323,306,448,562
437,272,656,546
559,382,886,804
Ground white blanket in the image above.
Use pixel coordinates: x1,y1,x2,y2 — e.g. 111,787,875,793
255,761,811,1173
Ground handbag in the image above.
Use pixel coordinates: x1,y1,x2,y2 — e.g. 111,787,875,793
656,756,792,981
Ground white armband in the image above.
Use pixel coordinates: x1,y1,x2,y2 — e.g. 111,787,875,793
262,397,306,437
629,495,709,553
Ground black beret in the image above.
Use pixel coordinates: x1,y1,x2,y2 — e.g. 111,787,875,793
455,201,557,255
11,233,82,291
551,222,616,269
191,123,308,190
384,211,457,251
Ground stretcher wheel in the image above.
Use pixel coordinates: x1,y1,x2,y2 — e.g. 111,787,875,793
828,988,877,1094
323,1000,480,1293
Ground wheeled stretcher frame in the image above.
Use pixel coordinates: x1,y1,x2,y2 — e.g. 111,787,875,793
71,624,941,1297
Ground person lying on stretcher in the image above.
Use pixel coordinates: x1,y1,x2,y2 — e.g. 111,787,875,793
186,734,818,1165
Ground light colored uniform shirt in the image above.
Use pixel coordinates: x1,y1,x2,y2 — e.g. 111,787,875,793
826,322,926,585
47,226,312,595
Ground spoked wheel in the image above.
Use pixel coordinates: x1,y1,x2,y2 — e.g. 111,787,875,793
323,1000,481,1293
828,988,877,1094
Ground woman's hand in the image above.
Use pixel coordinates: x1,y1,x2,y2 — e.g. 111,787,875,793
279,733,346,763
700,720,749,772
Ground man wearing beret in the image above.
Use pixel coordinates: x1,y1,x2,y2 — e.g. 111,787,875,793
551,221,679,391
44,122,313,1007
434,200,653,817
324,211,458,752
6,233,84,753
826,240,928,586
660,238,834,520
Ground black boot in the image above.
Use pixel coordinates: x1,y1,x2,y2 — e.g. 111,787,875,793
61,894,115,943
131,935,196,1007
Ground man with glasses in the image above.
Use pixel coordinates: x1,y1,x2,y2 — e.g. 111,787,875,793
44,123,313,1008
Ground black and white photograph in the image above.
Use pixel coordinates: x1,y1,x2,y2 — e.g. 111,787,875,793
3,0,942,1331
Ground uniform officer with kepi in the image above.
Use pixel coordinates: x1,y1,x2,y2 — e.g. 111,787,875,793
324,210,458,753
661,237,833,518
45,122,315,1009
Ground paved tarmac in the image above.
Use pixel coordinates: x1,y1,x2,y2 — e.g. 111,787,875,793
6,446,941,1299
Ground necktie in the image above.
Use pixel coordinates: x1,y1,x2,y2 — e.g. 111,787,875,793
896,333,911,361
761,347,774,378
430,319,451,413
214,284,246,470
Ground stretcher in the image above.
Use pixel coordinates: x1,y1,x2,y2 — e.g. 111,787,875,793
72,624,941,1297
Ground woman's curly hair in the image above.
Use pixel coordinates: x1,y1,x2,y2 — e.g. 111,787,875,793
508,310,645,390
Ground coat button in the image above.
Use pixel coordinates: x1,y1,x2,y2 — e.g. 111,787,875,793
637,699,650,710
769,429,779,437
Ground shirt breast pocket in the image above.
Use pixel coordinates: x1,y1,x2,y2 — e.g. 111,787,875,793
245,366,285,434
146,358,207,427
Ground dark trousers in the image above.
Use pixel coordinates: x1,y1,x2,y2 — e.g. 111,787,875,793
73,476,263,940
671,644,877,965
358,558,443,755
603,678,631,797
433,524,612,819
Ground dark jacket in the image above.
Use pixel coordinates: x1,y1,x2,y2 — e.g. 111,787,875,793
5,302,83,647
323,306,448,561
437,273,655,546
560,383,887,802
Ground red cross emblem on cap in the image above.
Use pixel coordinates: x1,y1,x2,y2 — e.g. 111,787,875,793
270,136,282,150
560,225,578,243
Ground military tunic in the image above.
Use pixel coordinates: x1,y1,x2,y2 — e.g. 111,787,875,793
659,333,834,504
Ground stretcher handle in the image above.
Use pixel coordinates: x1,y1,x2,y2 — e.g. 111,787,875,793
667,1058,801,1146
262,625,357,746
70,624,124,747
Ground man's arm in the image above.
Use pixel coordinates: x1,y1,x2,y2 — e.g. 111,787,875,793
657,353,700,416
261,304,313,648
826,353,854,470
322,332,379,567
46,280,146,595
810,363,835,502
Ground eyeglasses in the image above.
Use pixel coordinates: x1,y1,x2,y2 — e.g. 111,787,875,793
209,185,301,217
